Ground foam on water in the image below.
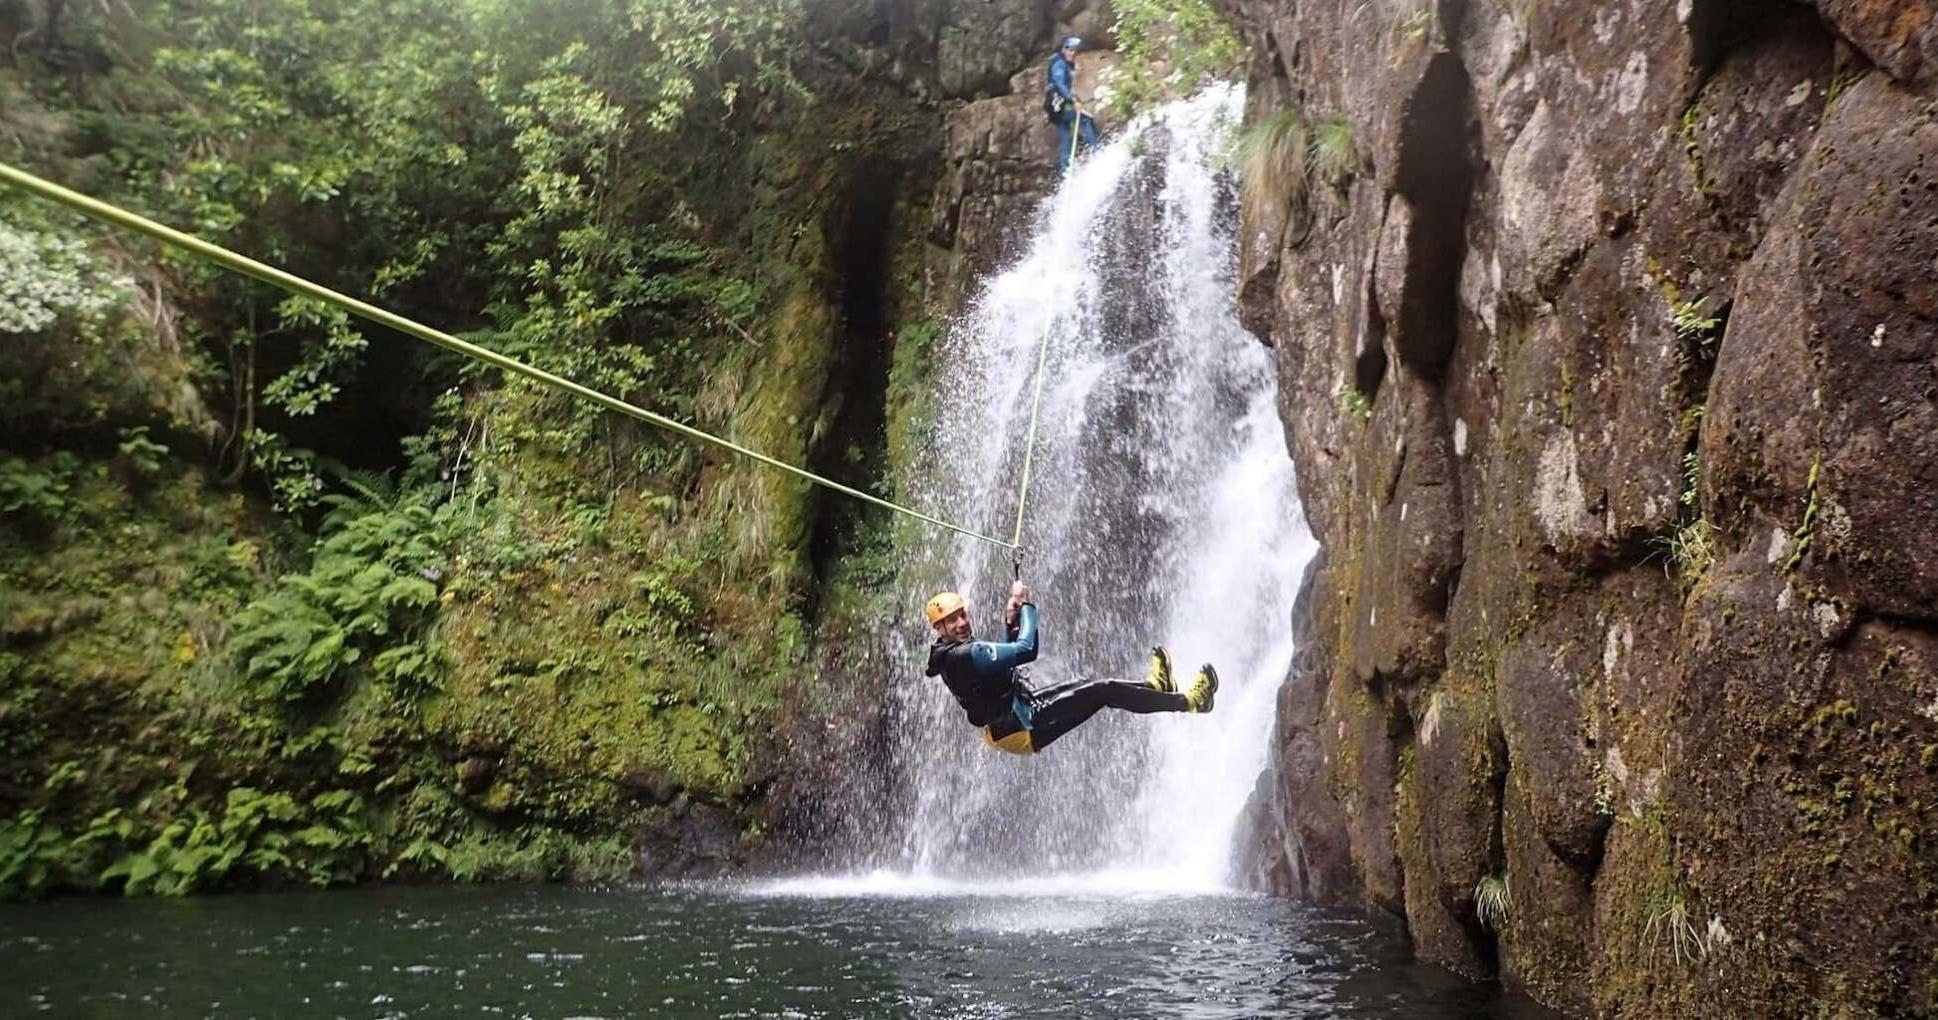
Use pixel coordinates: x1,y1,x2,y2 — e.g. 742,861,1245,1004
743,867,1249,901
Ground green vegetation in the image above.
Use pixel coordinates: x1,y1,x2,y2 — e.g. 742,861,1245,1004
1309,119,1360,184
1825,69,1864,107
1235,110,1312,214
1671,300,1720,344
1655,414,1717,585
1657,500,1717,583
0,0,922,898
1339,386,1375,423
1231,109,1361,217
0,217,129,334
1106,0,1244,115
1784,458,1823,573
1651,282,1723,588
230,494,450,706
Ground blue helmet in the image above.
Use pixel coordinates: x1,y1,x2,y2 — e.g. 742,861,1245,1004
1060,36,1081,51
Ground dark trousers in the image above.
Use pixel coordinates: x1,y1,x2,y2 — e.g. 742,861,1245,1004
1054,109,1099,173
1022,677,1188,751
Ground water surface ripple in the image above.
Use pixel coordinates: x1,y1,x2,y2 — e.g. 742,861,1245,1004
3,884,1552,1017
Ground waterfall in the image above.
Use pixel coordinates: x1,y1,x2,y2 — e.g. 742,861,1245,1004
880,85,1319,890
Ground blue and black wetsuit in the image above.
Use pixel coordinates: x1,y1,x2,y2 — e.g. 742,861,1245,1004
1045,52,1098,173
925,603,1189,755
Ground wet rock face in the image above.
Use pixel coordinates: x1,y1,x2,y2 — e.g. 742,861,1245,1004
1236,554,1365,906
1224,0,1938,1011
926,66,1062,302
632,799,743,881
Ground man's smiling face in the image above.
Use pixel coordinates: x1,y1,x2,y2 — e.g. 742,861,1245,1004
935,607,973,643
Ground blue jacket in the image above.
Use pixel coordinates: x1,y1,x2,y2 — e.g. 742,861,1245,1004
925,603,1039,727
1047,53,1076,104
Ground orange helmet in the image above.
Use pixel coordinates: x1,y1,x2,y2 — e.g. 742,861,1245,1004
925,591,967,625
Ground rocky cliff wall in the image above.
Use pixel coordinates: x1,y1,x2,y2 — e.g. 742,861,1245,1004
1221,0,1938,1014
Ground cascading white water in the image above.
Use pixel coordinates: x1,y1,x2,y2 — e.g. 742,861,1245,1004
882,85,1318,890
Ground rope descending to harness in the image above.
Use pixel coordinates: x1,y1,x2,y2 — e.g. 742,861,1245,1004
0,162,1019,551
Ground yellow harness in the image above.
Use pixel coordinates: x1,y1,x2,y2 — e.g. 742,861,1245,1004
981,726,1035,756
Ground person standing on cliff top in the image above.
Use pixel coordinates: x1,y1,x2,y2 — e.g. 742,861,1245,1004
1045,36,1099,174
922,581,1218,756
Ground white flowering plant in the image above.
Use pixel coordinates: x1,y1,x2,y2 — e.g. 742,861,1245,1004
0,212,131,336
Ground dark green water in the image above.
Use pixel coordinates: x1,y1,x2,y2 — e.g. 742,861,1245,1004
2,881,1552,1017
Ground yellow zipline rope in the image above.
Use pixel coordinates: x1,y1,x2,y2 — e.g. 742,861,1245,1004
0,162,1027,551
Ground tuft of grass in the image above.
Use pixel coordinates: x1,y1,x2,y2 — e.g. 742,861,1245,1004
1644,889,1717,966
1234,109,1311,215
1391,6,1434,64
1825,69,1863,107
1656,515,1716,581
1475,873,1510,932
1309,118,1358,183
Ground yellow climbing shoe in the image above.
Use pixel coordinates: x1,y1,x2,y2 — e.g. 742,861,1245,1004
1185,663,1220,713
1146,646,1175,693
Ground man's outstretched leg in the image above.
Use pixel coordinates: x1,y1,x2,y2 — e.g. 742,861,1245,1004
1026,654,1218,752
1027,646,1174,703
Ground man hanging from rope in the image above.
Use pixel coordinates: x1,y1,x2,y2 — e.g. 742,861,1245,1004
923,581,1218,755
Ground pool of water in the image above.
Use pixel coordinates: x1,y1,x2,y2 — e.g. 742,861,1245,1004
2,878,1552,1017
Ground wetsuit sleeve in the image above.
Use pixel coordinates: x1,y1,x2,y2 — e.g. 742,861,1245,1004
1049,58,1076,102
969,603,1038,674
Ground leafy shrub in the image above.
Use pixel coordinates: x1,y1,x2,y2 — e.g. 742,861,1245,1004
116,427,170,478
230,497,451,705
1107,0,1244,114
0,810,71,899
0,454,77,521
0,801,137,899
435,828,631,883
0,215,128,335
99,787,370,896
260,296,369,418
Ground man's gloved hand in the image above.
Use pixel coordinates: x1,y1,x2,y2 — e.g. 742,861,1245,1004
1006,580,1031,626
